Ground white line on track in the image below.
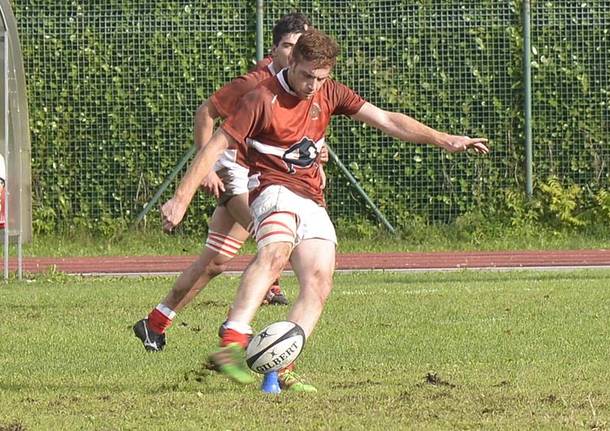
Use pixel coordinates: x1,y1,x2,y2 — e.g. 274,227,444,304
75,264,610,277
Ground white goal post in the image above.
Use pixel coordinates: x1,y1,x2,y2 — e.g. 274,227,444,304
0,0,32,281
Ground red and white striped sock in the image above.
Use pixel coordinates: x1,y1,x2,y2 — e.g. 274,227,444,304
147,303,176,334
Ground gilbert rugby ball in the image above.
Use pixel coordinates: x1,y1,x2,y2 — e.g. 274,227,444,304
246,321,305,374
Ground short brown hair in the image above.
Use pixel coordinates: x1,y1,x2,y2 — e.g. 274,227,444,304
291,29,340,69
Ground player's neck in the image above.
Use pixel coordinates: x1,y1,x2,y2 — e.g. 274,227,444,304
268,61,279,76
283,68,297,93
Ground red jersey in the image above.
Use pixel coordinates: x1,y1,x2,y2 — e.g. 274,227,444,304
251,56,273,72
209,61,277,119
208,61,279,171
221,70,366,206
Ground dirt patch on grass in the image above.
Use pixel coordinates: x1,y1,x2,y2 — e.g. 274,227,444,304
424,372,456,388
0,423,27,431
184,364,217,383
331,379,383,389
178,321,202,332
193,300,229,309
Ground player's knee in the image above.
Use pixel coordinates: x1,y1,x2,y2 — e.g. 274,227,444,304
205,258,228,279
256,246,291,276
303,271,333,302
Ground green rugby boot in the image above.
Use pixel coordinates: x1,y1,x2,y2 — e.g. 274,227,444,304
278,367,317,393
208,343,256,385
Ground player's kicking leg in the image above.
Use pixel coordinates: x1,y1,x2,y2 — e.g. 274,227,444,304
209,206,297,383
209,240,293,384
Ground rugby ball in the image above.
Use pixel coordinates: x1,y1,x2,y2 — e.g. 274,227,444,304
246,321,305,374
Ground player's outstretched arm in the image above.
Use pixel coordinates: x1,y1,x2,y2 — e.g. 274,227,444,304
161,129,233,232
350,102,489,154
194,100,226,198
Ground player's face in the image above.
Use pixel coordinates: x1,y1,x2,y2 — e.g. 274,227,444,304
287,59,332,100
271,32,302,70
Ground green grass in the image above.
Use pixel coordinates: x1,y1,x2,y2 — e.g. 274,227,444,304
18,221,610,257
1,270,610,430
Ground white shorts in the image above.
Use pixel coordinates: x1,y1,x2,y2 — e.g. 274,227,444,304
213,149,249,205
250,185,337,249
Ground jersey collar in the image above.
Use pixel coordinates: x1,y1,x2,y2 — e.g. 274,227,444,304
277,68,298,97
267,62,278,76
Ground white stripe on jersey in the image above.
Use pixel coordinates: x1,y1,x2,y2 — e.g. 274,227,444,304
247,137,326,157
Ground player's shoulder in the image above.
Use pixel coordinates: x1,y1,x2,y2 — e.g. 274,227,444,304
235,66,273,84
319,78,354,97
241,77,278,104
249,56,273,72
324,77,351,90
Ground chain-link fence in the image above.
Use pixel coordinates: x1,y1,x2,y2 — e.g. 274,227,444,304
12,1,610,234
263,1,520,226
531,2,609,188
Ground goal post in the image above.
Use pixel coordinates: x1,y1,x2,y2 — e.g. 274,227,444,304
0,0,32,281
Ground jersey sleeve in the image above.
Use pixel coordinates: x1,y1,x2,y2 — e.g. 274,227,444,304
328,80,367,116
250,56,272,72
221,88,269,146
209,71,266,119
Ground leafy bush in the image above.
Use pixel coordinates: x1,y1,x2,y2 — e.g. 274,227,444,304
12,1,610,235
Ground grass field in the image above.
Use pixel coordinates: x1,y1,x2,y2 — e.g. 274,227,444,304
1,269,610,430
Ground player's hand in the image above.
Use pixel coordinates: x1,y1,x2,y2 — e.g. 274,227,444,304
200,171,225,199
161,198,188,233
441,135,489,154
320,166,327,190
319,145,329,164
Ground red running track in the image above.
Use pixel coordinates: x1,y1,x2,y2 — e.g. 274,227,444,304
3,249,610,275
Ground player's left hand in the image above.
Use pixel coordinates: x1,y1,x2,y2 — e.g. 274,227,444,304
441,135,489,154
319,145,329,164
200,171,225,199
161,198,188,233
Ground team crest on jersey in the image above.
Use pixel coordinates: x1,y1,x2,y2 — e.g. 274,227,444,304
282,137,318,174
310,103,321,120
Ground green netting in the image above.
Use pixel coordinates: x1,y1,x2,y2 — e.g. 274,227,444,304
11,1,610,234
15,2,256,232
264,1,519,225
531,2,610,188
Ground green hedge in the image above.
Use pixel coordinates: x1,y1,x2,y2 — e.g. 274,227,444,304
13,1,610,235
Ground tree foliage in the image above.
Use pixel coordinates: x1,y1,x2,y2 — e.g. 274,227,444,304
12,1,610,235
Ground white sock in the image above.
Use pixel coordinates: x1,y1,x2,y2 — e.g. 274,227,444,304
155,303,176,320
224,320,253,335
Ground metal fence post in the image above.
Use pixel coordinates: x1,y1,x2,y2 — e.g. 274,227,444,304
256,0,264,61
2,29,8,281
328,147,396,234
523,0,533,197
134,144,197,224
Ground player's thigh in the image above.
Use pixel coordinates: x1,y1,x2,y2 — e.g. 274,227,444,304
224,193,252,231
207,205,249,242
290,238,336,284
